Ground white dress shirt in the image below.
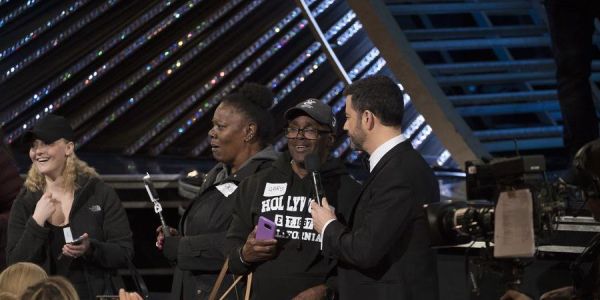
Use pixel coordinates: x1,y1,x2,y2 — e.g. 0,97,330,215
368,134,406,172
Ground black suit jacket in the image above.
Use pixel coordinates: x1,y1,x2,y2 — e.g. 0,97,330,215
323,141,439,300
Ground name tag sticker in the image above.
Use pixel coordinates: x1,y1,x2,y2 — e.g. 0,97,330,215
63,227,74,243
216,182,238,197
263,183,287,197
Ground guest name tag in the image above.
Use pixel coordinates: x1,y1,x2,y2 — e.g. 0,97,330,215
63,227,74,243
263,183,287,197
216,182,238,197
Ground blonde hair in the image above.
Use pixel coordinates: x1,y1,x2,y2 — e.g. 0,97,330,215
20,276,78,300
0,292,16,300
24,140,98,192
0,262,47,296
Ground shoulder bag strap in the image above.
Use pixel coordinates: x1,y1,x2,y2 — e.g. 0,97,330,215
209,258,253,300
127,256,149,299
209,258,230,300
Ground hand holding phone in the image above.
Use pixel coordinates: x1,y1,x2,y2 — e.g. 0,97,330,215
69,235,85,245
256,216,276,240
60,233,90,260
241,223,277,263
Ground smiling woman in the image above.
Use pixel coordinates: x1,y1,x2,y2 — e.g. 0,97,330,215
6,114,133,299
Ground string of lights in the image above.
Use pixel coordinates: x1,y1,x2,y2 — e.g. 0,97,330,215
0,0,40,29
267,10,356,90
120,1,306,155
0,0,91,61
148,15,310,156
1,0,176,129
140,0,343,156
73,0,243,137
1,0,120,83
189,7,360,156
4,0,206,144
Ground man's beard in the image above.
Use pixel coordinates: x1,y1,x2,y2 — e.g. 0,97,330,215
349,125,366,151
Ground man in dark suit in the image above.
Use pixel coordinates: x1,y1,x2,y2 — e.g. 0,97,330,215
311,75,439,299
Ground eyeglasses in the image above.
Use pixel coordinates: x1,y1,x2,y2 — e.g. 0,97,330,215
284,127,330,140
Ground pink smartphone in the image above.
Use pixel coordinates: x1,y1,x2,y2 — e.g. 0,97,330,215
256,216,276,240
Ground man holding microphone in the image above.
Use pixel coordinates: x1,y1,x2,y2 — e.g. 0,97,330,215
311,75,439,300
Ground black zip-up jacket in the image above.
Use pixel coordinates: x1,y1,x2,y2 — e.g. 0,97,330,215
225,152,361,300
6,174,133,299
163,146,279,300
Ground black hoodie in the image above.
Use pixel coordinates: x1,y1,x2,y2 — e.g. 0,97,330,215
163,146,279,300
226,152,361,300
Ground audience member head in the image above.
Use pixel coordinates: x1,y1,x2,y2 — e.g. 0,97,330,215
20,276,78,300
23,114,98,192
0,262,47,296
209,83,274,172
284,98,335,172
342,75,405,153
573,139,600,220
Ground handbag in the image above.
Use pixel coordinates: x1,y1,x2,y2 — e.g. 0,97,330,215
208,258,252,300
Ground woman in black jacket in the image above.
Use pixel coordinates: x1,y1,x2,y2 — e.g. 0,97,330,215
155,83,279,300
6,114,133,300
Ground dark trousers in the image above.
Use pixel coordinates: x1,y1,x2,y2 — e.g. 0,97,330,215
545,0,600,157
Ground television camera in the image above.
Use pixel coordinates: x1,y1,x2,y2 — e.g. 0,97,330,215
425,139,600,296
426,155,566,248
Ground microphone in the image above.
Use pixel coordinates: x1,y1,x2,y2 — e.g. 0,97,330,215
305,153,324,206
143,173,170,237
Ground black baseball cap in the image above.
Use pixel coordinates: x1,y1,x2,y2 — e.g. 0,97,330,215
284,98,336,131
24,114,75,144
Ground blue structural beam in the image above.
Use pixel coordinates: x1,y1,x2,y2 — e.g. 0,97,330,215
411,36,550,51
428,59,556,74
448,90,557,106
388,2,532,15
428,60,600,74
405,25,547,40
456,101,560,116
483,138,564,152
436,71,556,86
474,126,563,141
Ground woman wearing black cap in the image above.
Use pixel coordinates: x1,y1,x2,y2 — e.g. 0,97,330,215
6,114,133,299
154,83,279,300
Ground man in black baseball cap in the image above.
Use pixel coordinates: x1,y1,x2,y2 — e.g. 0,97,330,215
225,98,360,299
24,114,75,145
284,98,337,132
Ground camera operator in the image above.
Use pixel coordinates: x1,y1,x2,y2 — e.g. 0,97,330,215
501,139,600,300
